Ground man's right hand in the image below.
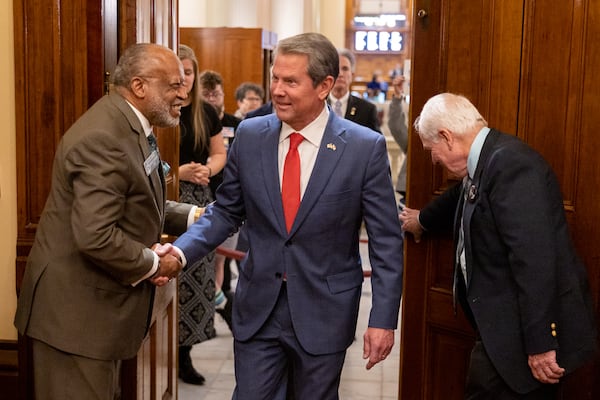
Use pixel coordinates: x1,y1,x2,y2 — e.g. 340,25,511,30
399,207,423,243
150,243,183,286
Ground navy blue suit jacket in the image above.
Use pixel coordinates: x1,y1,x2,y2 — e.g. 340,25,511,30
174,110,403,355
419,129,597,393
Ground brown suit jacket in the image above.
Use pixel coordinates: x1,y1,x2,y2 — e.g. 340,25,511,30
14,93,192,360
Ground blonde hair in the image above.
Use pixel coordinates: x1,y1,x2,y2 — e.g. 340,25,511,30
178,44,209,152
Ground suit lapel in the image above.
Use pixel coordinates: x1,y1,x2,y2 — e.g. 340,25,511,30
345,95,357,121
290,114,346,234
112,92,164,218
258,117,288,232
462,129,500,286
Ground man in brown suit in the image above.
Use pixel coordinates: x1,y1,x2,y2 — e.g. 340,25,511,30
14,43,193,400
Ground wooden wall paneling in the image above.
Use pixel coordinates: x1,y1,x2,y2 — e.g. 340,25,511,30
180,27,276,114
404,0,600,398
517,1,600,398
572,55,600,398
399,0,444,396
14,1,114,398
427,328,473,399
518,0,579,197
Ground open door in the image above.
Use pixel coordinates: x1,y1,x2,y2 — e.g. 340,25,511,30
399,0,600,398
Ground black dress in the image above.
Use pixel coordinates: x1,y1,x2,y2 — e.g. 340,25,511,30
177,101,222,345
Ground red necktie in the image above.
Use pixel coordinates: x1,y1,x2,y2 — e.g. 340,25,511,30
282,133,304,232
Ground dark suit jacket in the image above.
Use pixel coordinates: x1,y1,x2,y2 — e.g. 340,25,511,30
245,101,274,118
174,111,404,355
14,93,192,360
328,95,381,133
419,129,597,393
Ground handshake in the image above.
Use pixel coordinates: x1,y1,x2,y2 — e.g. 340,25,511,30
149,243,182,287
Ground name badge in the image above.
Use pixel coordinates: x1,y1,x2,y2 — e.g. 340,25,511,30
144,150,160,176
222,126,235,138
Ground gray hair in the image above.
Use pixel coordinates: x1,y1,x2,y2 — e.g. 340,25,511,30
414,93,488,142
112,43,173,87
274,33,339,87
337,48,356,73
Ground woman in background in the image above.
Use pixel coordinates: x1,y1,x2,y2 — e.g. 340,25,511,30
176,44,227,385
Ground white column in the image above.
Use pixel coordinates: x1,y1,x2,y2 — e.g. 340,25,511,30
179,0,206,27
318,0,345,48
228,0,261,27
271,0,304,40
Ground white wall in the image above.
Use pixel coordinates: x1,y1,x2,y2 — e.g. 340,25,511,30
179,0,346,48
0,0,18,340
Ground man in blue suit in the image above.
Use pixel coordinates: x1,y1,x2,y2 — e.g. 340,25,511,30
161,32,403,399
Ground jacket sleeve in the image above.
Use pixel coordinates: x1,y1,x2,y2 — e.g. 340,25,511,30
418,182,462,233
164,200,195,236
388,97,408,153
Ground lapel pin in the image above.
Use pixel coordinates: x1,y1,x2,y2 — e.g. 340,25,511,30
326,143,336,151
350,107,356,116
468,184,478,202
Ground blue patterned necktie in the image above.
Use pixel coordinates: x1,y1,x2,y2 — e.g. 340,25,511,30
147,133,171,176
456,175,471,284
334,100,343,117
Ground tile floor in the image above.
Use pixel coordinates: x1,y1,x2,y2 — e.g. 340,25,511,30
179,239,401,400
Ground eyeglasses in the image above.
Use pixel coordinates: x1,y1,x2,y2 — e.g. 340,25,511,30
202,90,223,99
244,96,262,102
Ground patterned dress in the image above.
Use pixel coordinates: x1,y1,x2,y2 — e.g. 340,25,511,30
178,102,222,345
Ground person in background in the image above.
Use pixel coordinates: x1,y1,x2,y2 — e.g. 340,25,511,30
328,48,380,132
366,72,383,103
400,93,597,399
387,75,408,205
198,69,241,330
14,43,195,400
158,32,404,400
177,45,227,385
198,70,241,189
234,82,264,119
245,99,274,118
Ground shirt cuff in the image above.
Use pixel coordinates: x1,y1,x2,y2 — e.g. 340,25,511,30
173,246,187,268
187,206,198,227
132,251,159,287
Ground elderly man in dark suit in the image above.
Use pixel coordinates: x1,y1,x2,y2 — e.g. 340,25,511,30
400,93,597,399
328,48,381,132
14,43,197,400
159,32,403,399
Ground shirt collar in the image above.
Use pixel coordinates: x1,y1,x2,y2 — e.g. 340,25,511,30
125,100,153,138
329,91,350,104
280,102,329,147
467,127,490,178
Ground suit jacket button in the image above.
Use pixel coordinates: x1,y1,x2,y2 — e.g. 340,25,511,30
551,330,557,337
551,322,557,329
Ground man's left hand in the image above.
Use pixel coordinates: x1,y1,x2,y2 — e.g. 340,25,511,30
363,327,395,370
528,350,565,384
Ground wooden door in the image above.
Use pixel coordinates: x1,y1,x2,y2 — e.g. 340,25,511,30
180,27,277,113
399,0,600,398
